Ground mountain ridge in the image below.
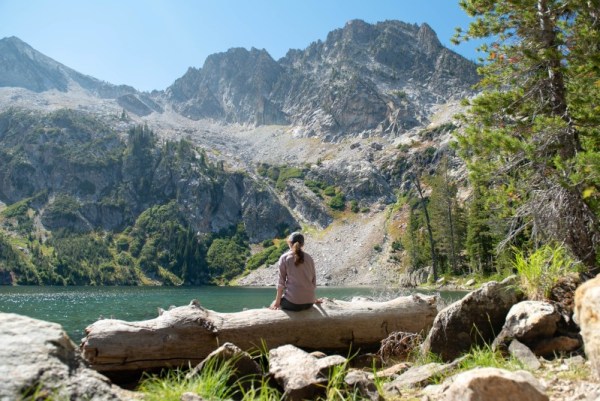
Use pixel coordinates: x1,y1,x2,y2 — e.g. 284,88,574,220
0,19,478,139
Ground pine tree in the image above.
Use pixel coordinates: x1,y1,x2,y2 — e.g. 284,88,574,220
455,0,600,274
429,156,465,274
408,173,438,280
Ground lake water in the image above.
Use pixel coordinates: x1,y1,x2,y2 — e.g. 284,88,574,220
0,286,466,342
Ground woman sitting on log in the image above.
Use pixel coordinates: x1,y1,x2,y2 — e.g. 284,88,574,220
269,232,321,311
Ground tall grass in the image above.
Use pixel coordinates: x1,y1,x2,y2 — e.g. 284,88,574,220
324,361,361,401
512,244,579,300
237,377,282,401
138,357,237,401
457,344,524,372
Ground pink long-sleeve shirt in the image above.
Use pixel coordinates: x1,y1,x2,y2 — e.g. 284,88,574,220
277,250,316,304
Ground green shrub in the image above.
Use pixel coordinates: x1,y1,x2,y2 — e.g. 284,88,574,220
391,240,403,252
305,180,327,194
275,166,305,190
44,194,81,222
350,200,360,213
246,241,288,271
2,198,31,218
329,193,346,211
513,244,579,300
323,186,337,196
207,238,249,280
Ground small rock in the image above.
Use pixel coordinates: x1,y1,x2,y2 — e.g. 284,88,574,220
384,360,461,393
465,279,476,287
443,368,548,401
344,369,382,401
309,351,327,358
509,339,541,370
181,392,205,401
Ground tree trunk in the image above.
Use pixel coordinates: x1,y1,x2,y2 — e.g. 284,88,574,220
412,174,438,281
81,295,437,374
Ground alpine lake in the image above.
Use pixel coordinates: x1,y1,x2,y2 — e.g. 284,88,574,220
0,286,467,341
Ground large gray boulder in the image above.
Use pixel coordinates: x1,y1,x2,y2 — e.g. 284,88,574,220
574,275,600,379
0,313,133,401
443,368,548,401
421,277,522,361
499,301,560,341
492,300,562,354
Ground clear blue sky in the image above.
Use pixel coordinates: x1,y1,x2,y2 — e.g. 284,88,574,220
0,0,481,92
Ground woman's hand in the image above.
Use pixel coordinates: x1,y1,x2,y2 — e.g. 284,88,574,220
315,298,324,304
269,301,280,310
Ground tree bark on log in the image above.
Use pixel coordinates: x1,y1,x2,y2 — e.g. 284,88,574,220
81,295,437,374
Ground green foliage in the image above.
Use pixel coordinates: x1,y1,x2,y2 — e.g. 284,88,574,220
349,200,360,213
465,184,500,274
276,166,305,190
305,179,327,194
207,238,246,279
455,0,600,274
513,244,579,300
246,240,288,271
237,376,283,401
131,202,208,284
46,194,81,221
0,110,254,286
257,163,306,190
428,157,467,274
329,193,346,211
390,89,408,100
323,186,337,197
50,233,136,285
419,122,457,140
123,125,157,197
1,198,31,218
0,233,40,284
401,198,433,269
138,359,237,401
455,344,524,375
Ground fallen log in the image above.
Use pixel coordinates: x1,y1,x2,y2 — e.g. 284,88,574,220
81,294,437,374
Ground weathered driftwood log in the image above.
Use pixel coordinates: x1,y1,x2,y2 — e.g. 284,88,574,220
81,295,437,373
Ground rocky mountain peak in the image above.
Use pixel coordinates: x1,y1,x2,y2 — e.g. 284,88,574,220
163,19,479,139
0,36,70,92
0,35,136,98
0,20,479,139
167,46,286,124
417,22,442,52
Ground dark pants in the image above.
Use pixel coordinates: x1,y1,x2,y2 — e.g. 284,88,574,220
281,297,313,311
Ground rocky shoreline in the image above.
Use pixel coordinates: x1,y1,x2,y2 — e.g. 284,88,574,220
1,275,599,400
